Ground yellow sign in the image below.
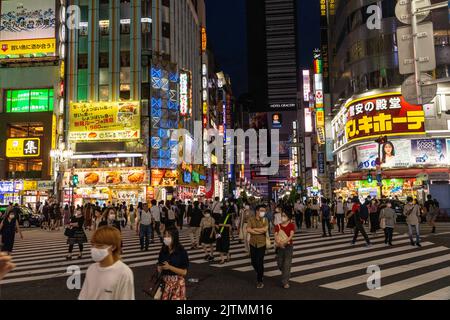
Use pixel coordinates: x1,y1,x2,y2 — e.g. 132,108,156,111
201,27,207,52
69,101,141,141
23,181,38,191
6,138,40,158
203,102,208,114
60,61,65,79
0,38,56,56
316,110,325,126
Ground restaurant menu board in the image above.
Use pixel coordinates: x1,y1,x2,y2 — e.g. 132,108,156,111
69,101,140,141
63,168,148,187
411,138,447,165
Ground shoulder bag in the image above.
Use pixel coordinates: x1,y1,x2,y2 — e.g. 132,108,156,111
143,266,165,300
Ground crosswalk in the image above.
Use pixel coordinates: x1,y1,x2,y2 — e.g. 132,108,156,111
188,227,450,300
2,226,450,300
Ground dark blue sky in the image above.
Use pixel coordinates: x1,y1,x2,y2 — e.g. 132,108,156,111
205,0,321,98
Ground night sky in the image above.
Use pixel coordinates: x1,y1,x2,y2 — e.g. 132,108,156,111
205,0,321,98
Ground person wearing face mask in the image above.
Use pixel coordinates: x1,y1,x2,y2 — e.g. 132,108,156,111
404,196,422,247
99,208,122,231
79,226,134,300
368,199,380,235
0,210,23,254
136,203,153,251
274,211,295,288
379,201,396,246
293,200,305,231
199,209,216,261
158,228,189,300
66,208,88,260
247,205,269,289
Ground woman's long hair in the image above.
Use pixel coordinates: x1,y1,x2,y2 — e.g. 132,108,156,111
382,141,395,163
161,227,184,253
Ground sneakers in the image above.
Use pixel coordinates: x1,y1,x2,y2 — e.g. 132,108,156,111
416,242,422,247
365,243,372,248
256,282,264,289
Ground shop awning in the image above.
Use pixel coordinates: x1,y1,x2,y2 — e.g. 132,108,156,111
336,168,450,182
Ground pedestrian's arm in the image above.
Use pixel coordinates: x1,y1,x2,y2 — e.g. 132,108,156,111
15,220,23,239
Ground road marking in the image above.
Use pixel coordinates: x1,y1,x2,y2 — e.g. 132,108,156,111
358,267,450,298
412,287,450,300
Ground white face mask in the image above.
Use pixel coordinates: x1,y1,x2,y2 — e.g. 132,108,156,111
163,237,172,246
108,214,115,220
259,211,266,218
244,205,250,209
386,203,392,208
91,247,111,262
205,213,210,218
281,216,288,223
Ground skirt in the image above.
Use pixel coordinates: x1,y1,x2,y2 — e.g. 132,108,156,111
162,275,186,300
200,227,215,244
216,230,230,253
67,229,88,245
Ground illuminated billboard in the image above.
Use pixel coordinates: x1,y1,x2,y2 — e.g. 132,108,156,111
69,101,141,142
0,0,56,58
345,93,425,143
6,138,40,158
5,89,54,113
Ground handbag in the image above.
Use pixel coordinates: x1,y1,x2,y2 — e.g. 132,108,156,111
143,268,165,300
331,216,337,225
380,218,386,229
275,225,288,247
64,227,74,237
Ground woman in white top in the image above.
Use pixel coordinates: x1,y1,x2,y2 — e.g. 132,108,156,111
79,226,135,300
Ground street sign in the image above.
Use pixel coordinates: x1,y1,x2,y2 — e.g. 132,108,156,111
397,22,435,75
318,152,325,176
395,0,431,25
401,73,438,105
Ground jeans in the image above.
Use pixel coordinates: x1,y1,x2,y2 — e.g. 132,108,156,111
322,218,332,235
384,227,394,244
151,221,162,241
336,214,345,233
250,245,266,283
408,224,420,244
352,222,370,244
140,224,152,249
294,212,303,229
189,226,201,247
276,245,293,285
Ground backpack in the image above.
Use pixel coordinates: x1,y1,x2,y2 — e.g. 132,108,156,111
359,204,369,220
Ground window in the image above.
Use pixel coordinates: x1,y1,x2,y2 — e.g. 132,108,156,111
5,89,54,113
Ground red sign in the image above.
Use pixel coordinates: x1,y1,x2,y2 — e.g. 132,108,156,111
345,94,425,143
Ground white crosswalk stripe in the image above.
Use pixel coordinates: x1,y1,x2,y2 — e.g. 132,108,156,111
412,287,450,300
189,227,450,300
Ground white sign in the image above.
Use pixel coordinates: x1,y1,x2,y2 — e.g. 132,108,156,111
304,108,313,133
180,72,188,116
303,70,310,101
381,139,412,168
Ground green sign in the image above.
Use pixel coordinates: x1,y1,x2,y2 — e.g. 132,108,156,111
6,89,54,113
192,171,200,184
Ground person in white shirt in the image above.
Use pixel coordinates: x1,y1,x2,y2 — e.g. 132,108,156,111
211,197,222,216
79,226,135,300
150,200,163,243
293,200,305,231
335,197,346,234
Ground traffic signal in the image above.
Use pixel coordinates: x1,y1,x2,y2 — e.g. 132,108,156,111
72,174,79,187
367,172,373,183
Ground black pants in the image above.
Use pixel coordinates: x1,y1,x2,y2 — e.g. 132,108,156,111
177,214,184,230
384,227,393,244
352,223,370,244
336,214,345,232
68,243,83,253
250,245,266,283
295,212,303,229
322,218,332,236
305,213,312,228
151,222,162,241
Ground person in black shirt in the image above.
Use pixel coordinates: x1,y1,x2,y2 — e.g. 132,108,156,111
158,228,189,300
188,201,203,250
424,195,439,233
66,210,87,260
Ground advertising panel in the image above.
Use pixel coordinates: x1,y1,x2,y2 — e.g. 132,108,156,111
63,168,148,187
345,93,425,143
355,143,378,170
6,138,40,158
5,89,54,113
302,70,310,101
151,169,178,187
411,138,447,165
272,113,282,128
0,0,56,58
69,101,140,141
381,139,412,168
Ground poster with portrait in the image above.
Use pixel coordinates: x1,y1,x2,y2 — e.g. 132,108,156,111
411,138,447,165
336,147,357,176
381,139,412,168
355,143,378,170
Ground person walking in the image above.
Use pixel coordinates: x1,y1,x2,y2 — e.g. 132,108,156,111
0,252,15,280
176,200,186,230
247,205,269,289
274,210,295,289
0,210,23,254
128,204,135,231
368,199,380,235
199,209,216,262
63,204,71,227
379,201,396,246
293,200,304,231
84,203,93,231
215,208,232,264
187,201,203,250
79,226,135,300
66,209,88,260
311,199,320,229
347,196,371,247
424,195,439,234
239,203,253,253
304,200,312,229
404,196,422,247
49,202,57,231
136,203,153,251
157,228,189,300
335,197,346,234
320,198,332,237
150,200,162,243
